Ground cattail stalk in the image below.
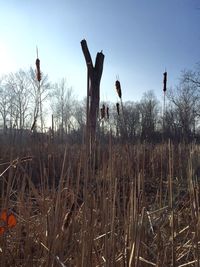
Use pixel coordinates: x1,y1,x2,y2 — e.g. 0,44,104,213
106,106,109,119
31,47,42,132
115,79,128,139
163,71,167,136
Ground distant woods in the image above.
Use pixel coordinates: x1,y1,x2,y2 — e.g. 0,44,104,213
0,63,200,144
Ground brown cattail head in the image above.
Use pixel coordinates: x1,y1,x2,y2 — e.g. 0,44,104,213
115,80,122,98
106,106,109,119
101,104,106,119
163,72,167,92
36,58,41,82
36,58,40,70
116,102,120,115
36,47,41,82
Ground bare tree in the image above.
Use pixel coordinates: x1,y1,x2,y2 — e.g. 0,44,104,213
162,105,180,140
0,77,10,131
109,101,141,141
5,70,31,130
123,101,140,140
182,63,200,89
73,98,87,130
81,39,104,147
167,75,200,141
139,91,159,141
51,79,75,139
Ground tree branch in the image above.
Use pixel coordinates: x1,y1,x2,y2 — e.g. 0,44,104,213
80,39,94,76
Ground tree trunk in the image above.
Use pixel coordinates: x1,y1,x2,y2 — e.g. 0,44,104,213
81,39,104,147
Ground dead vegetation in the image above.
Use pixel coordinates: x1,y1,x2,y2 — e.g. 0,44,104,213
0,140,199,267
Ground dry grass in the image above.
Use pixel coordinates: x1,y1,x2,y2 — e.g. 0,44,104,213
0,140,199,266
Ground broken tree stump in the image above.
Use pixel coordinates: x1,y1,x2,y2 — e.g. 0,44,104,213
81,39,104,148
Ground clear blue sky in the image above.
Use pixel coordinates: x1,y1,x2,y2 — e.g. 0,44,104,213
0,0,199,102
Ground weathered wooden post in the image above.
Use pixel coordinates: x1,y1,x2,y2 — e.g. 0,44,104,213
81,39,104,149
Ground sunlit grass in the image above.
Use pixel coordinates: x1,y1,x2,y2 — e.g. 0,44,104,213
0,140,199,266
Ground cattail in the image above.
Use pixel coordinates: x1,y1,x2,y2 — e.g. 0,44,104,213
116,102,120,115
36,47,41,82
101,104,106,119
106,106,109,119
100,108,103,119
36,58,41,82
163,72,167,92
115,80,122,98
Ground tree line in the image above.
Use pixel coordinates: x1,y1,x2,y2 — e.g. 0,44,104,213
0,63,200,143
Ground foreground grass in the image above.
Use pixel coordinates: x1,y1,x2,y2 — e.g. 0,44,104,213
0,140,199,266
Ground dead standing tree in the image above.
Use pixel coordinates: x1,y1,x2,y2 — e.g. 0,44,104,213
80,40,104,264
81,39,104,150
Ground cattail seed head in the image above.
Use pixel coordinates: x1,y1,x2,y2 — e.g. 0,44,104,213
116,102,120,115
106,106,109,119
163,72,167,92
101,104,106,119
36,58,41,82
36,58,40,69
115,80,122,98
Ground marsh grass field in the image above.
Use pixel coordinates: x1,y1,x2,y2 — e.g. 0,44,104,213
0,135,199,267
0,0,199,265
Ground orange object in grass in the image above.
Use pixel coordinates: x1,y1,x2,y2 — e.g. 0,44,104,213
0,210,17,234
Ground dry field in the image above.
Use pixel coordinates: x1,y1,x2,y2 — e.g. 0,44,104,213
0,139,199,266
